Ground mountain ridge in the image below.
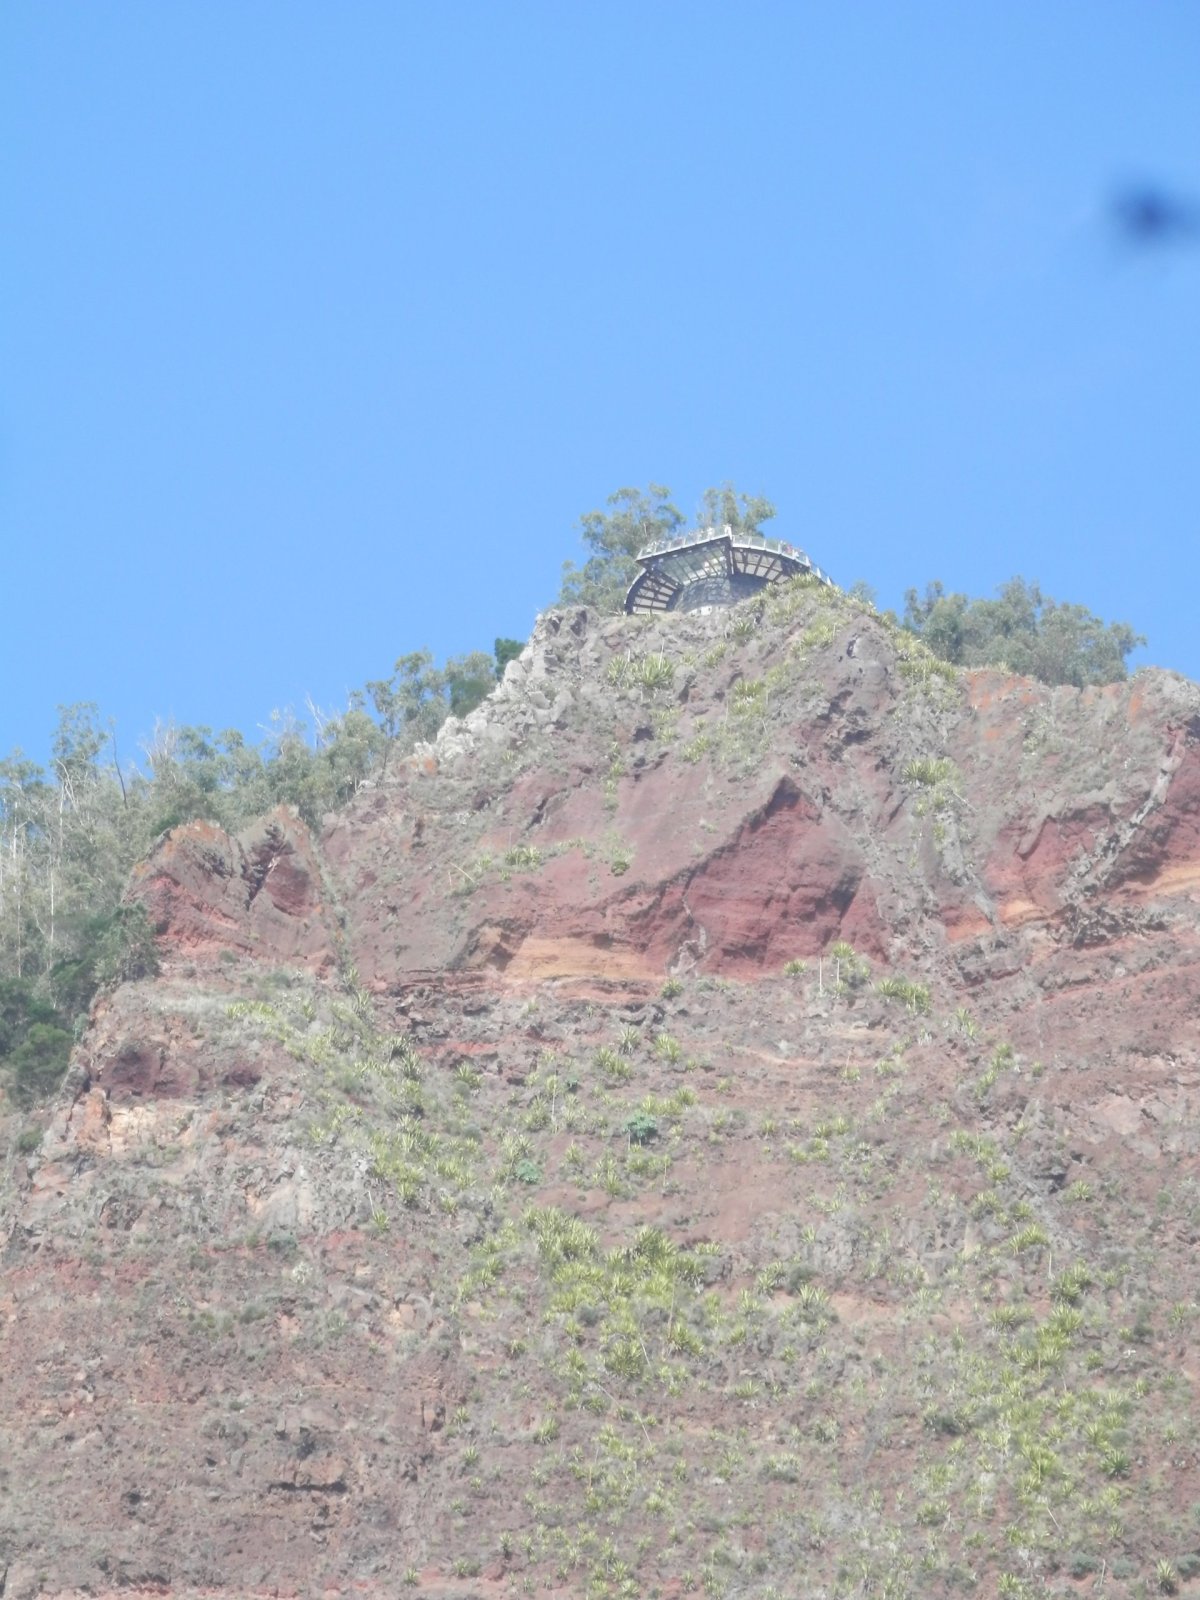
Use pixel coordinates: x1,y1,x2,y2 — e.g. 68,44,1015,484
4,579,1200,1599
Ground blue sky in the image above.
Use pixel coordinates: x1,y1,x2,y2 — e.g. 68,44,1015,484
4,2,1199,764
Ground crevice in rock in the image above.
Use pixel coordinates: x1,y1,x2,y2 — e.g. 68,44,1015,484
268,1477,348,1494
243,823,286,905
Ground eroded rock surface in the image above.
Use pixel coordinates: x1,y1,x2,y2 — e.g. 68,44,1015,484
4,590,1200,1599
131,808,339,974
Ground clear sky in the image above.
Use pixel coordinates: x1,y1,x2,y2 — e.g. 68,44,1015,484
4,3,1199,765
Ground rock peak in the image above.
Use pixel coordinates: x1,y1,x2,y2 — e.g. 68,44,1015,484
6,580,1200,1598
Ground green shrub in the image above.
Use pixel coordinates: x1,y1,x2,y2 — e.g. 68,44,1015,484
594,1046,632,1081
1010,1223,1050,1254
624,1111,659,1145
4,1021,73,1106
875,975,931,1014
825,941,870,990
903,756,955,788
1052,1262,1093,1304
730,678,767,717
504,843,541,870
607,652,675,693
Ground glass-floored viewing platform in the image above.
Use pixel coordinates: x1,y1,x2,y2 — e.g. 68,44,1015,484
623,526,834,614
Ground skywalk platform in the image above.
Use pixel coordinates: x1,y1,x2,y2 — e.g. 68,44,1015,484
623,526,834,614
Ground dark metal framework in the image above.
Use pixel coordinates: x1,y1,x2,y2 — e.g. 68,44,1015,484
623,526,834,615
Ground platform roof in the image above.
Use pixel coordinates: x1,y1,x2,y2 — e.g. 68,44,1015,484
624,526,833,614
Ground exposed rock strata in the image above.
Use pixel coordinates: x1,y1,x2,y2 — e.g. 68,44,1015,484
4,594,1200,1598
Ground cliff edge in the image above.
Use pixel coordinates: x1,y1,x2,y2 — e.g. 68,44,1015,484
4,582,1199,1598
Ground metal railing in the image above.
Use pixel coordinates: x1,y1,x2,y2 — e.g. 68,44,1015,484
635,525,833,586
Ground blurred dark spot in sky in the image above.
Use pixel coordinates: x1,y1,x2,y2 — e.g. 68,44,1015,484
1112,185,1200,246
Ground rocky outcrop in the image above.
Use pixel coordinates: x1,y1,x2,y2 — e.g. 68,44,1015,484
5,591,1200,1599
130,807,339,974
316,607,1200,1018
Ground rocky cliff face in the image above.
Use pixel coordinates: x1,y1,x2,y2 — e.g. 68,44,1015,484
4,582,1200,1599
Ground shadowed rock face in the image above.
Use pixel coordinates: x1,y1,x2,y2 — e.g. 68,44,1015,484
4,592,1200,1599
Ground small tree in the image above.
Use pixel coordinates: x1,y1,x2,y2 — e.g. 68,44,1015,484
696,483,776,537
494,637,524,678
363,651,448,773
558,484,684,612
444,651,498,718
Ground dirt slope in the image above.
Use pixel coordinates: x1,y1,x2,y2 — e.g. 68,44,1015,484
4,581,1200,1600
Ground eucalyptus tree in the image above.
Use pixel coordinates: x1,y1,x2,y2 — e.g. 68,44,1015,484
904,578,1144,687
557,485,684,612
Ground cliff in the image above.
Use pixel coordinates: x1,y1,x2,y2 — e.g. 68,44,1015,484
3,581,1199,1599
